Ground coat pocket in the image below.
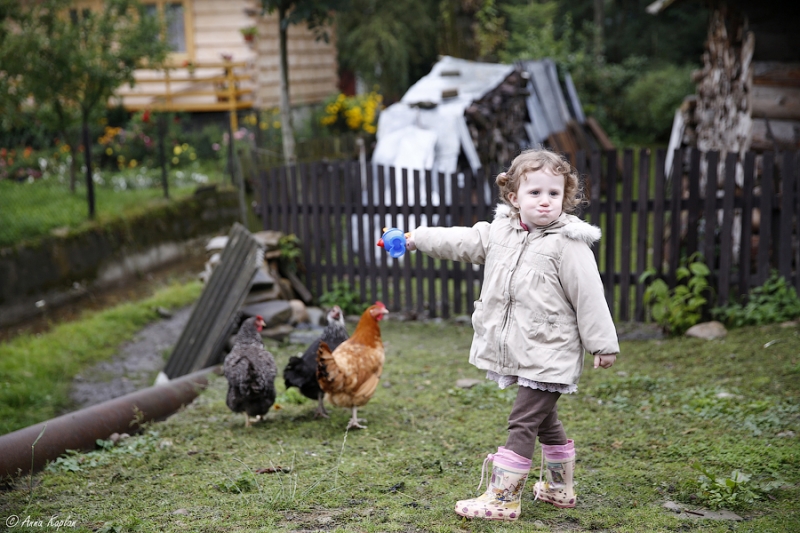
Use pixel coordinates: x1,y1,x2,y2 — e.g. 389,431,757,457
472,300,486,337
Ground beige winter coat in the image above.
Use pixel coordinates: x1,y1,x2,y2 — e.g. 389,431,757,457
413,205,619,385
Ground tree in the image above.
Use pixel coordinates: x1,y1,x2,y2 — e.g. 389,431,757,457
1,0,168,217
335,0,438,102
260,0,347,164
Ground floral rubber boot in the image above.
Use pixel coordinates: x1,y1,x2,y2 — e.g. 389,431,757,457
455,446,531,521
533,439,577,508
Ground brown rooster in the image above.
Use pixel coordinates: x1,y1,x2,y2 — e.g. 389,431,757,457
316,302,388,430
223,315,277,427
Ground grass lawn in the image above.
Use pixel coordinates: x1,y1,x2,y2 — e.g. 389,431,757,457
1,300,798,531
0,280,204,435
0,162,226,248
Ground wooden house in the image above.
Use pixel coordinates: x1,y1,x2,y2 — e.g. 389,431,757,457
78,0,339,126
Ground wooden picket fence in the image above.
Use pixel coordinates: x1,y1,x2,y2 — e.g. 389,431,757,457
257,148,799,322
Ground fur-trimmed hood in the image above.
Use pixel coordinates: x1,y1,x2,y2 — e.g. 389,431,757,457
493,203,601,245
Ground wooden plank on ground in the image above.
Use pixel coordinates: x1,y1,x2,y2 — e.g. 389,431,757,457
163,223,261,378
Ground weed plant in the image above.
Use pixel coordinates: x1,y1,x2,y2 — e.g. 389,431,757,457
714,272,800,328
1,306,798,531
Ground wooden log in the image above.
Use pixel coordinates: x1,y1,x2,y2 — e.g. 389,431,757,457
753,61,800,87
586,117,615,150
751,85,800,121
750,118,800,150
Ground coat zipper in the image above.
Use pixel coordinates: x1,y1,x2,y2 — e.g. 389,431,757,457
498,235,530,368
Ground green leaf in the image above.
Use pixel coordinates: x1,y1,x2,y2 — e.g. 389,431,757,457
689,262,710,276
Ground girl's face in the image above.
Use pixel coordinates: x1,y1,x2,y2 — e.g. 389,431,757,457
508,169,564,228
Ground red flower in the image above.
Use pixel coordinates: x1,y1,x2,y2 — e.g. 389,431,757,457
142,110,151,123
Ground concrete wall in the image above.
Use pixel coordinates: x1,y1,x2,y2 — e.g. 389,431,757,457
0,188,240,328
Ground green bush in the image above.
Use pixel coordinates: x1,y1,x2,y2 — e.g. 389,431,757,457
641,253,712,335
622,63,696,143
713,272,800,328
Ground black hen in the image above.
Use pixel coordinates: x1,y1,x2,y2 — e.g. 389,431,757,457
283,305,348,417
223,315,277,427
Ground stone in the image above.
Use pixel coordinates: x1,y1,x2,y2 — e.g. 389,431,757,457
288,328,324,345
243,285,282,305
260,323,294,341
452,314,472,325
251,266,276,289
205,236,228,253
277,278,295,300
289,299,309,325
455,378,482,389
663,501,682,513
306,306,325,326
241,300,293,328
685,321,727,340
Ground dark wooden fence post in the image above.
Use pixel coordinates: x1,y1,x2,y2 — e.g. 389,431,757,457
635,149,650,322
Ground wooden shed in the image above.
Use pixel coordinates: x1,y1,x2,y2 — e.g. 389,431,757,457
651,0,800,162
100,0,338,120
373,56,611,176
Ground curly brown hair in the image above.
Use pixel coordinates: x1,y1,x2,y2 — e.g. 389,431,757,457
495,149,584,214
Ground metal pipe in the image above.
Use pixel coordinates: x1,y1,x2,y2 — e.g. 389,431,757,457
0,366,220,479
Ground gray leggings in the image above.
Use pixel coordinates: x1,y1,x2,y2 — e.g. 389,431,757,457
505,386,567,460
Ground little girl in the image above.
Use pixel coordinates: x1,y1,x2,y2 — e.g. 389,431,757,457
406,148,619,521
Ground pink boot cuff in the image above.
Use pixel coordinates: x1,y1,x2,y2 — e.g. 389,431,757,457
541,439,574,461
494,446,532,470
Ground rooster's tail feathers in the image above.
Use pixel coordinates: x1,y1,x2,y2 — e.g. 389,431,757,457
316,341,336,386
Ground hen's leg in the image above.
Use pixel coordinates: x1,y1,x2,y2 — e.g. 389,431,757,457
346,406,367,429
315,391,329,418
244,413,251,427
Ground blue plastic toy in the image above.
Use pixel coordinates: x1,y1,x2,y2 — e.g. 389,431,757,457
377,227,407,258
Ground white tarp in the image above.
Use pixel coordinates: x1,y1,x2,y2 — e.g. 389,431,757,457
372,56,515,175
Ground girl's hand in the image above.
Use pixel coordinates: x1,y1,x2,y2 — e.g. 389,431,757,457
594,354,616,369
405,232,416,251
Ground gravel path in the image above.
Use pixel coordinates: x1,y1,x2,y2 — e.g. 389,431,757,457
69,305,195,409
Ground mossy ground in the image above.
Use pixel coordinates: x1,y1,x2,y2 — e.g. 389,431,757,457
1,316,799,532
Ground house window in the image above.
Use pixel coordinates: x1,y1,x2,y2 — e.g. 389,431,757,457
144,1,189,55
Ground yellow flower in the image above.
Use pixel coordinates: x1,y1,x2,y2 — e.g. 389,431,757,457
129,159,138,168
172,157,179,165
117,155,125,163
173,146,182,155
182,143,189,151
189,153,196,160
260,122,267,130
106,147,113,156
272,121,281,129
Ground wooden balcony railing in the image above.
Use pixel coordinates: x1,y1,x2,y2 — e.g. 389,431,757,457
112,60,255,130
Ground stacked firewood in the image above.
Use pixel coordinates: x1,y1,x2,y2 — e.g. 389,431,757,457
682,8,754,157
464,69,529,167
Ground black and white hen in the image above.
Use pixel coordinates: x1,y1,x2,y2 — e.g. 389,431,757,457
283,305,348,418
223,315,277,427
